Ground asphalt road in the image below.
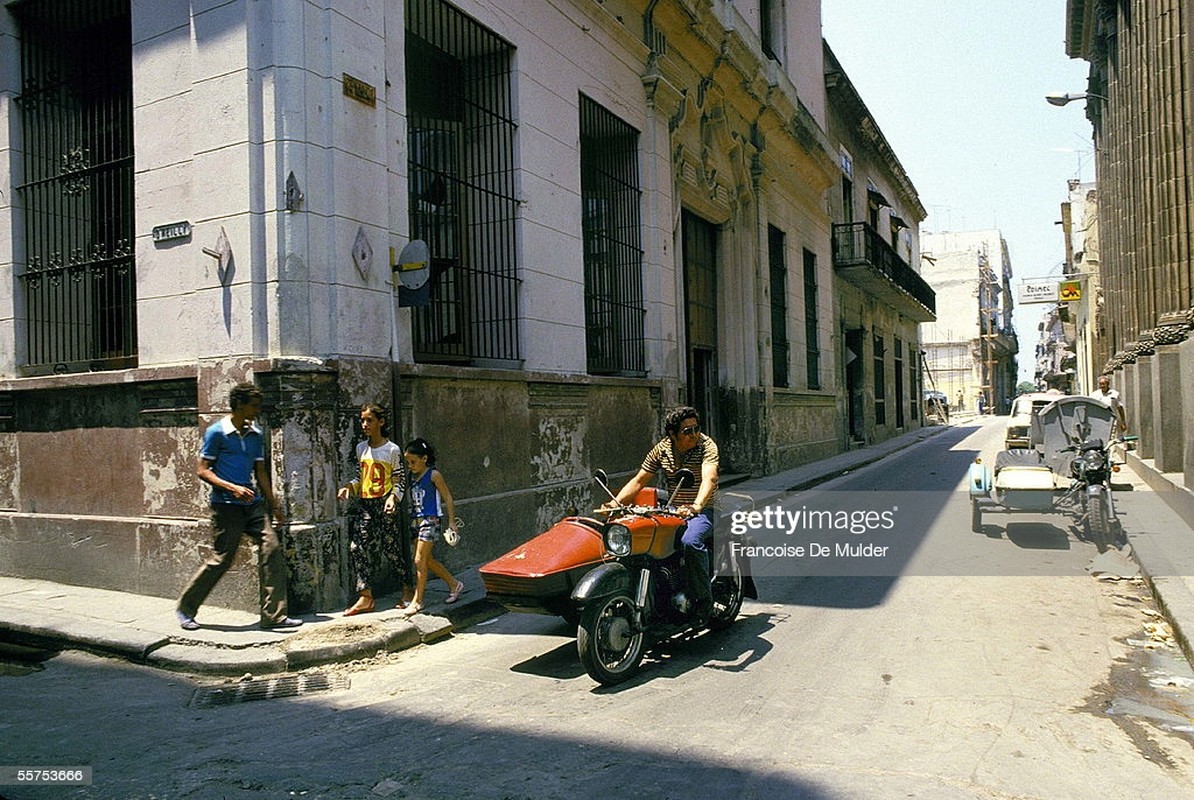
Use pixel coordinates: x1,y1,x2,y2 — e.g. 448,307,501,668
3,418,1194,799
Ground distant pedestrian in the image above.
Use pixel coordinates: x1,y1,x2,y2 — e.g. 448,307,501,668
1091,374,1128,437
176,382,301,631
955,391,964,411
401,438,465,616
336,403,409,616
977,394,987,415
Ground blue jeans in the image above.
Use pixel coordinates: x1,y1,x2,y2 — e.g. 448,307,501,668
680,508,716,554
681,509,715,606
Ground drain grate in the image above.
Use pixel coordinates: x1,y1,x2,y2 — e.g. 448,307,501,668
190,672,350,708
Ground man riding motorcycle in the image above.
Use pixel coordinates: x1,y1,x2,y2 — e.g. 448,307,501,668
602,406,718,622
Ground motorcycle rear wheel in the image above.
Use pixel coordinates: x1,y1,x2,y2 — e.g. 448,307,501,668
706,562,744,632
577,594,645,685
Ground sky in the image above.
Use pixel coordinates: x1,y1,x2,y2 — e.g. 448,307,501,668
820,2,1094,385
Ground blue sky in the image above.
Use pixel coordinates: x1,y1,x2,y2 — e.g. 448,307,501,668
821,2,1093,383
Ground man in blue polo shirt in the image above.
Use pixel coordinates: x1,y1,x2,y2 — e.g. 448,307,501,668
176,382,301,631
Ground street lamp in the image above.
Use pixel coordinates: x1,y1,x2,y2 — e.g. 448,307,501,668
1045,91,1107,107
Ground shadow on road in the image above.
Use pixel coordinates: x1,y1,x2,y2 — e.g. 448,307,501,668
506,611,778,689
1004,521,1072,550
0,649,842,800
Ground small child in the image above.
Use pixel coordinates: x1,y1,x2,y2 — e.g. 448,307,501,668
401,437,465,616
336,403,407,616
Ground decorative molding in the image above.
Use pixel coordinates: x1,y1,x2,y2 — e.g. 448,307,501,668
1155,311,1189,345
352,227,373,281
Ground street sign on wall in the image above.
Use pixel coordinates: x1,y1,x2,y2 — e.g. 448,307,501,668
1058,280,1082,301
1018,278,1059,304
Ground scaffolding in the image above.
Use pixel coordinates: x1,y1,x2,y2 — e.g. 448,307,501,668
923,339,976,414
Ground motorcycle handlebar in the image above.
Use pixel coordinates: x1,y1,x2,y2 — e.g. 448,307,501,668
593,505,684,517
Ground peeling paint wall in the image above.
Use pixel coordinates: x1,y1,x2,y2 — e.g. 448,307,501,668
0,434,18,510
397,367,668,563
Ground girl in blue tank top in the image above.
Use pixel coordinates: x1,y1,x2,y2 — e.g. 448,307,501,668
401,438,465,615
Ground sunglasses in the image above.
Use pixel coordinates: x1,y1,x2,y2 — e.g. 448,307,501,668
679,425,701,435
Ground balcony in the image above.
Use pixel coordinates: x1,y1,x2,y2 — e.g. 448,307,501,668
832,222,936,322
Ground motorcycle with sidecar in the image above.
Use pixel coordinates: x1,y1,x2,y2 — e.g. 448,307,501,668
969,395,1135,550
480,469,758,685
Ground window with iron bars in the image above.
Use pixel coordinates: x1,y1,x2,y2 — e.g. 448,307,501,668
12,0,136,375
405,0,520,366
873,332,886,425
579,96,645,376
803,248,821,389
768,226,788,388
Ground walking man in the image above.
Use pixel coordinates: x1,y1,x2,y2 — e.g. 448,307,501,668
176,382,302,631
1090,374,1128,438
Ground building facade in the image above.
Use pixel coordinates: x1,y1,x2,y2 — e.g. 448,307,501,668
0,0,930,610
1066,0,1194,483
920,230,1018,414
824,44,933,445
1049,179,1099,394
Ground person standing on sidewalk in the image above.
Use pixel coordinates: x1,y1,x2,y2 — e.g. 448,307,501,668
336,402,409,616
176,382,301,631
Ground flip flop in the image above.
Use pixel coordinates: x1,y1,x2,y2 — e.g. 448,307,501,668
343,600,375,616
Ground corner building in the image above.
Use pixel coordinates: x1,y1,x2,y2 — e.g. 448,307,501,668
0,0,930,611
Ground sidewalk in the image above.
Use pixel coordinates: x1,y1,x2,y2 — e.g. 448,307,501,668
0,565,503,675
2,418,1192,675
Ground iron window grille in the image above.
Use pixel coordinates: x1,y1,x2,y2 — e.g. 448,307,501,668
873,332,886,425
12,0,136,375
579,96,645,376
405,0,520,366
803,248,821,389
768,225,788,388
682,211,718,434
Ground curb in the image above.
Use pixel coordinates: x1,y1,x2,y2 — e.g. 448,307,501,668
1119,459,1194,666
0,594,505,676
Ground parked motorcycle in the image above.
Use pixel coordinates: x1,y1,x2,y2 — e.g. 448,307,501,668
571,468,758,685
1060,433,1136,552
970,395,1136,553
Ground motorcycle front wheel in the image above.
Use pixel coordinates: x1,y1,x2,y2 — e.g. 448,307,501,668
1087,488,1113,552
577,594,645,685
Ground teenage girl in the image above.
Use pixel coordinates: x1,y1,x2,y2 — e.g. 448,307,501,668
402,438,465,615
336,403,407,615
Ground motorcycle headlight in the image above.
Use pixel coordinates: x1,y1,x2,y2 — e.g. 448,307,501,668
605,523,632,556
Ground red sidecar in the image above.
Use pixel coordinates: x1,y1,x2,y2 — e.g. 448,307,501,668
479,488,659,623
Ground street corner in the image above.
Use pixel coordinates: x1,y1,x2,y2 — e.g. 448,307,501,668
280,618,423,671
145,641,288,676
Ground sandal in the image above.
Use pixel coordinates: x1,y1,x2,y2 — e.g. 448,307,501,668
399,602,423,617
446,580,466,604
344,591,375,617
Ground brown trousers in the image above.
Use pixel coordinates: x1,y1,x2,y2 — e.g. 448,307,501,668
178,502,290,624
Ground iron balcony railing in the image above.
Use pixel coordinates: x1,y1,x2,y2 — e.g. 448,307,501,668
831,222,936,320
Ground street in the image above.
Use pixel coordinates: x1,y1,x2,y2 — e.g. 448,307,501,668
3,417,1194,799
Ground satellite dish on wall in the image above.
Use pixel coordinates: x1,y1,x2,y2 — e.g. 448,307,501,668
393,239,430,289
